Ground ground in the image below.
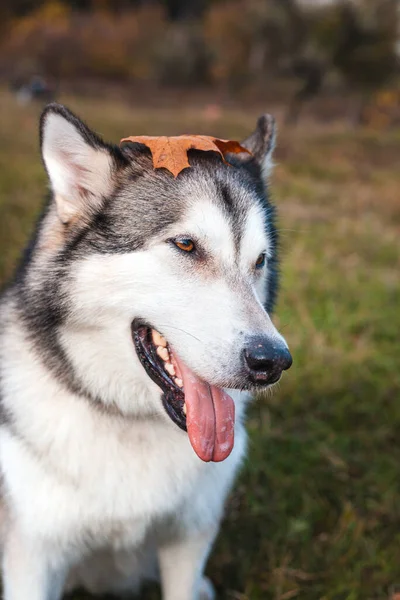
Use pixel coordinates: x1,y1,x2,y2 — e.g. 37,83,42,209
0,89,399,600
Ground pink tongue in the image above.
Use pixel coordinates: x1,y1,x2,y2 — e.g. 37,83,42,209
172,354,235,462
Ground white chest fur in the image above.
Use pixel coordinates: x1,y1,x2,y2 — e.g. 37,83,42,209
0,341,246,554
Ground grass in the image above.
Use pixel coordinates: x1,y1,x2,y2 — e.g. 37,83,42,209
1,88,399,600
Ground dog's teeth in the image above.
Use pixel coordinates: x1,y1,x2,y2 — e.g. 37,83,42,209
157,346,169,362
152,330,167,348
175,378,183,388
183,402,187,415
165,362,176,376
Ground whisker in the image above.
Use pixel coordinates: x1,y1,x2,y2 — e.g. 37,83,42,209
157,324,204,345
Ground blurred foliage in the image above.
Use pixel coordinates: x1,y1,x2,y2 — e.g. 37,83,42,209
155,22,212,85
1,2,166,81
0,0,398,102
205,1,293,87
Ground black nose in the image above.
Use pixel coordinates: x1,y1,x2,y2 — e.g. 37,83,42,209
243,335,292,385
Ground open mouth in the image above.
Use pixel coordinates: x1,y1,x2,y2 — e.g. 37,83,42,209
132,320,235,463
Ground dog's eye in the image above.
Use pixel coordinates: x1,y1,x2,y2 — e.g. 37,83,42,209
255,253,266,269
174,238,195,253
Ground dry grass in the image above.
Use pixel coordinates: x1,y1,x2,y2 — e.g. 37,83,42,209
1,89,399,599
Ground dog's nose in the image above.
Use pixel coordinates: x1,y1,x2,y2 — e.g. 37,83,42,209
243,336,292,384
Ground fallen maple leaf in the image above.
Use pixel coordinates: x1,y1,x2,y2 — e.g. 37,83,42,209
120,134,251,178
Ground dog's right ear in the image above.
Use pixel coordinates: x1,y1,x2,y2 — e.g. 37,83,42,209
40,104,127,224
241,114,276,180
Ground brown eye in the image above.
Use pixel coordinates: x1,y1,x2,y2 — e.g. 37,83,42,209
174,238,195,253
255,253,266,269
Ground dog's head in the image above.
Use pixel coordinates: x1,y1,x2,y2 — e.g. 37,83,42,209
35,104,291,462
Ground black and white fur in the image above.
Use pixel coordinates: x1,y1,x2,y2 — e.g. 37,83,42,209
0,105,288,600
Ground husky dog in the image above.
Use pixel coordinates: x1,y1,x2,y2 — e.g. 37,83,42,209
0,104,292,600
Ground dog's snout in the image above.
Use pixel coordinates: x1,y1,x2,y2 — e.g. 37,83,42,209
243,336,292,384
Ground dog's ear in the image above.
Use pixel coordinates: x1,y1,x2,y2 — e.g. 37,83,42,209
40,104,127,224
241,114,276,180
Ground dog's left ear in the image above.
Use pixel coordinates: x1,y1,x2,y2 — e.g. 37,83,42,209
241,114,276,180
40,103,126,224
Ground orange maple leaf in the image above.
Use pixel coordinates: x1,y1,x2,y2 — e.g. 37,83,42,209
120,134,251,178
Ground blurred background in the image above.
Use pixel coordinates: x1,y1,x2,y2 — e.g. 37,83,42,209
1,0,400,124
0,1,400,599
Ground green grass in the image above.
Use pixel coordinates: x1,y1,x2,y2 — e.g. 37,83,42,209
1,89,399,600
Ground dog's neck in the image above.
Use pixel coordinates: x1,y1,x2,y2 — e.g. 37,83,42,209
58,319,161,417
